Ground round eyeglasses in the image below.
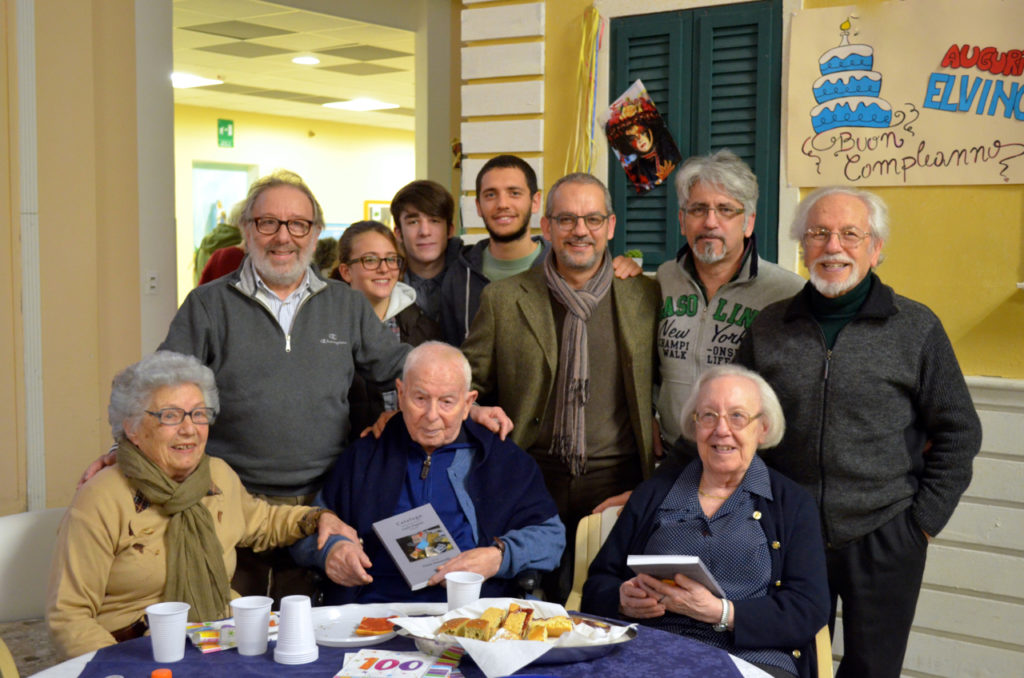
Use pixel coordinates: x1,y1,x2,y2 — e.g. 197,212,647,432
346,254,404,271
145,407,217,426
693,410,762,432
251,216,314,237
550,213,610,232
804,227,870,248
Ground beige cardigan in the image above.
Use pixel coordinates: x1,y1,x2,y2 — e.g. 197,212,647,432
46,457,315,658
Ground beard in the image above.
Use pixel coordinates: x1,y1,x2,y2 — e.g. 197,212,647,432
485,213,531,244
808,252,861,298
246,233,316,291
693,236,728,264
555,235,601,272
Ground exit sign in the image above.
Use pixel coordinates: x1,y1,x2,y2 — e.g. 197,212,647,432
217,119,234,148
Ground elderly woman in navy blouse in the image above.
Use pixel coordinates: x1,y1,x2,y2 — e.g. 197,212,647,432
582,365,829,678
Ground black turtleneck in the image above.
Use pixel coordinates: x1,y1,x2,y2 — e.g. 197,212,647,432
808,273,873,349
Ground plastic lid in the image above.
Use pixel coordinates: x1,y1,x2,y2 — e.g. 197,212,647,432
151,670,173,678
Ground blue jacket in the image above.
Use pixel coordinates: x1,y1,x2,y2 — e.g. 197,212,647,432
292,416,564,604
582,460,830,678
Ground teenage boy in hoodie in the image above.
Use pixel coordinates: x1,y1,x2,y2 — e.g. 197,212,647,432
391,180,463,325
442,155,642,346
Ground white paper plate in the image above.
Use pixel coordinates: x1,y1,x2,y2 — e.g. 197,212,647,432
311,603,401,647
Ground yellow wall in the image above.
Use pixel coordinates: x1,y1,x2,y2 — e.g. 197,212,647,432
543,0,1024,379
1,0,26,515
544,0,594,191
0,0,143,511
174,105,415,302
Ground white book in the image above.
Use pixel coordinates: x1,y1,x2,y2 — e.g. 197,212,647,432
626,554,725,597
372,504,461,591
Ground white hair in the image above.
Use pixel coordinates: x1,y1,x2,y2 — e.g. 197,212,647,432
790,185,890,247
108,351,218,441
679,364,785,449
402,341,472,391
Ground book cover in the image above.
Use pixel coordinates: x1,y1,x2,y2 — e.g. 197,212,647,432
626,554,725,597
372,504,461,591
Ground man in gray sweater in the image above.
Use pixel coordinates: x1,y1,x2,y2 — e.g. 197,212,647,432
656,150,804,461
736,186,982,678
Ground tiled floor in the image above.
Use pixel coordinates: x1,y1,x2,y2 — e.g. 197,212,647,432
0,619,61,676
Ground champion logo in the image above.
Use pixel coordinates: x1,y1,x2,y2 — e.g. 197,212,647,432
320,333,347,346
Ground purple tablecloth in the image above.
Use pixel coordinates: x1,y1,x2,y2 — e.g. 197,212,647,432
77,624,743,678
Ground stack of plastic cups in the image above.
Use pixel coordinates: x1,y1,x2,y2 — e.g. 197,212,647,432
273,594,318,664
230,595,274,656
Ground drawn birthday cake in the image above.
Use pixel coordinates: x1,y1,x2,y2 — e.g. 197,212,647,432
810,19,892,133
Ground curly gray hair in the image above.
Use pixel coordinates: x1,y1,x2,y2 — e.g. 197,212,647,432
674,149,759,217
108,351,219,441
679,364,785,449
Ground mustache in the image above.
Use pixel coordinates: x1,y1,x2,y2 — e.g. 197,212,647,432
811,253,854,266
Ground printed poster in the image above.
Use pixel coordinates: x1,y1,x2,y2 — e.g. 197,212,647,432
787,0,1024,186
603,80,682,194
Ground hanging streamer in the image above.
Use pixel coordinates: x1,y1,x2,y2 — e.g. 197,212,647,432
565,7,603,175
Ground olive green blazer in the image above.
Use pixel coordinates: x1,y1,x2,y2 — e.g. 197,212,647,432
461,266,660,479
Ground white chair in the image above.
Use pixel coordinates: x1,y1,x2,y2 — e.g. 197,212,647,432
564,506,620,610
0,508,66,622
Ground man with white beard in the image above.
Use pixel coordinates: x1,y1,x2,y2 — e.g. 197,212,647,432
736,186,981,678
655,150,803,462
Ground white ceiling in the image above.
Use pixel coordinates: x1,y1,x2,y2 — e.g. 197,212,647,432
172,0,416,131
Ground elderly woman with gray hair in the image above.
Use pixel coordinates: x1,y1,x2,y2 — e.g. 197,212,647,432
582,365,830,678
46,351,349,659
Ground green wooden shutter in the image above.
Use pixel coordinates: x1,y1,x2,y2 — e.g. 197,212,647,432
609,0,782,266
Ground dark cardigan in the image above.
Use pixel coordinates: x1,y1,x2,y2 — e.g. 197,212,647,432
582,460,830,678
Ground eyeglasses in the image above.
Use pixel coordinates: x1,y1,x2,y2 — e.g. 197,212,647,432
145,407,217,426
682,204,745,220
804,227,871,248
346,254,404,271
693,409,762,431
549,213,610,232
251,216,314,237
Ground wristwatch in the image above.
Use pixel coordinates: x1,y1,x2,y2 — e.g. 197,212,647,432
712,598,730,632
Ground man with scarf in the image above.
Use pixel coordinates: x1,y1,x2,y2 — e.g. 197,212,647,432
461,173,660,603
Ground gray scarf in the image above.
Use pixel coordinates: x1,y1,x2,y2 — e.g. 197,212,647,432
543,250,613,476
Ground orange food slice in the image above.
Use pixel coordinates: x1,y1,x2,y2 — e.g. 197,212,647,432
354,615,397,636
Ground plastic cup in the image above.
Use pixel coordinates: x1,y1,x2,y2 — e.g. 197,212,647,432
274,594,318,665
230,595,273,655
145,601,190,663
445,571,484,611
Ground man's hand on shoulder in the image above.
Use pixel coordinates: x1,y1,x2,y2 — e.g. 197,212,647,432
77,447,117,489
428,546,502,586
362,410,399,438
324,539,373,587
469,405,513,440
593,491,631,515
612,255,643,279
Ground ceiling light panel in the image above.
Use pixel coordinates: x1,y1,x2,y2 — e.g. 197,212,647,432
317,45,410,61
319,63,403,76
198,42,291,58
182,20,292,40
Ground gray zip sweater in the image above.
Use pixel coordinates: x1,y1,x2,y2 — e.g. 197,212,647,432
160,259,410,496
736,275,982,547
656,237,804,443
